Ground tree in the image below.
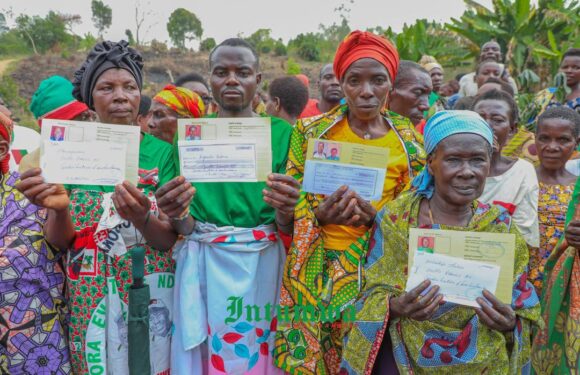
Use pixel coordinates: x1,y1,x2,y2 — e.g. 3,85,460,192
0,13,9,35
15,11,73,54
125,29,135,45
133,0,157,45
166,8,203,49
200,37,216,52
245,29,276,54
448,0,580,81
91,0,112,38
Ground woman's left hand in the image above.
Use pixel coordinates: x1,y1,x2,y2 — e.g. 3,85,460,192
112,181,152,228
475,289,516,332
262,174,301,220
351,194,377,227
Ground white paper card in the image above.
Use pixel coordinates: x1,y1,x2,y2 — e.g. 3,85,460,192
405,251,501,307
40,119,140,184
302,160,386,201
178,140,258,182
41,140,127,186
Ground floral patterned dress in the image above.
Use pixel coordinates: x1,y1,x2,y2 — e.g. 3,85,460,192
529,182,574,295
0,171,70,374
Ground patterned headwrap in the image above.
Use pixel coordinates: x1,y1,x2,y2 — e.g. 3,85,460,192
153,85,204,118
419,55,444,73
411,110,493,198
0,111,14,174
333,30,399,82
30,75,89,127
72,40,143,109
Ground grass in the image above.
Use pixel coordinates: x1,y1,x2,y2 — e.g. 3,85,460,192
0,57,37,129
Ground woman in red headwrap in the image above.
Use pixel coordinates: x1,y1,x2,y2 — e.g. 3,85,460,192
149,84,205,143
274,31,426,374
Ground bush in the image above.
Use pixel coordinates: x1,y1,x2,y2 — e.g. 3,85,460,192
286,58,301,75
150,39,168,54
200,37,216,52
274,41,287,56
0,30,31,55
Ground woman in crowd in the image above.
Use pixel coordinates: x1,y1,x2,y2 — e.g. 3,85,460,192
341,110,539,374
0,109,70,374
274,30,426,374
473,89,540,249
148,84,205,144
264,75,310,125
419,55,447,119
531,109,580,374
529,107,580,295
529,48,580,125
16,40,189,374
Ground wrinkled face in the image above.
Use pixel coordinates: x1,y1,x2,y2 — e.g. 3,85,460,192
92,68,140,125
473,99,515,151
341,58,391,122
560,56,580,88
480,42,502,62
210,46,261,113
536,118,578,171
319,64,343,104
182,81,212,113
389,70,432,125
429,133,491,206
148,101,178,144
475,62,502,87
429,67,444,93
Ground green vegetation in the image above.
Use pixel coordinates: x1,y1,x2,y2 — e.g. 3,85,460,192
91,0,112,38
0,0,577,129
166,8,203,50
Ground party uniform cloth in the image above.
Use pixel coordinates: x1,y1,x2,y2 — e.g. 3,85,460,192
0,171,70,374
65,133,176,375
341,192,540,374
172,223,286,375
529,182,574,295
274,104,425,375
171,114,292,375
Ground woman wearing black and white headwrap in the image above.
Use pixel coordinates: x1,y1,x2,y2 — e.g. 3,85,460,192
17,40,193,375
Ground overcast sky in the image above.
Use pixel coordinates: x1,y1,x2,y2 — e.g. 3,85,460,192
2,0,494,47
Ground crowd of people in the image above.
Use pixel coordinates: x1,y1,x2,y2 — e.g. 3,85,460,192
0,28,580,375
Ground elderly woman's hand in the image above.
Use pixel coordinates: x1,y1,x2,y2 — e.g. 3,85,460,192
262,174,301,220
112,181,151,227
475,290,516,332
155,176,195,219
314,186,360,226
565,219,580,248
16,168,70,211
389,280,444,321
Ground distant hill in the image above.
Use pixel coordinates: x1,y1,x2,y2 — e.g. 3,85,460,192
2,49,324,128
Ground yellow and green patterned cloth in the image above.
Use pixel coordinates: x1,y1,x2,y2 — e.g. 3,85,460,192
274,104,426,374
532,176,580,373
341,191,540,374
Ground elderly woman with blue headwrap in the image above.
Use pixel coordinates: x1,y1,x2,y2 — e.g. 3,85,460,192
340,110,540,374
